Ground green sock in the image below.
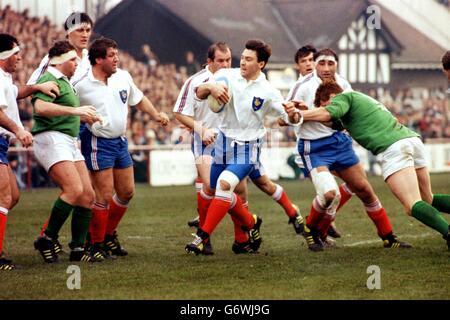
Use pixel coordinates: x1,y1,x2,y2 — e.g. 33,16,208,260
411,201,449,236
45,198,74,239
431,194,450,214
70,206,92,248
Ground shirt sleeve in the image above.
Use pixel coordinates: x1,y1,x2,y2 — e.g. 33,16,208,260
266,89,301,126
325,93,352,120
173,76,195,117
27,55,50,85
126,71,144,107
31,75,56,105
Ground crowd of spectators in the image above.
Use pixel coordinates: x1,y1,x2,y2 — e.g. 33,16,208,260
1,6,449,185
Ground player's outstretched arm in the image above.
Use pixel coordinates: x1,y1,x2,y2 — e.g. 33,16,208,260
17,81,60,100
196,83,229,104
300,107,332,122
0,109,33,147
136,96,169,126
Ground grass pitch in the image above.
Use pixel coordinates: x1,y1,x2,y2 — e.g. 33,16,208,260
1,174,449,300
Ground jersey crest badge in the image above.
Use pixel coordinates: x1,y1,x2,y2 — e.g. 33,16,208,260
252,97,264,111
119,90,128,103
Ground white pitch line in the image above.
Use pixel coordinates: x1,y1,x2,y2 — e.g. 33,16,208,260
125,235,153,240
343,232,435,247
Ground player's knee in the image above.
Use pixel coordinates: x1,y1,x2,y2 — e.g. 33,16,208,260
9,194,20,209
81,188,95,207
323,190,337,207
219,180,231,191
119,188,134,202
0,193,13,209
66,184,84,203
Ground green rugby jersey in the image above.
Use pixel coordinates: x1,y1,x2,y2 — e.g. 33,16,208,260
31,70,80,137
325,91,419,155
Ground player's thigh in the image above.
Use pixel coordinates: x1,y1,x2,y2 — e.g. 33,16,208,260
6,165,20,209
0,164,12,207
196,155,213,187
113,166,135,200
337,163,371,194
90,168,115,203
74,160,95,206
251,174,276,195
415,167,433,204
234,178,248,202
385,166,422,214
49,161,84,196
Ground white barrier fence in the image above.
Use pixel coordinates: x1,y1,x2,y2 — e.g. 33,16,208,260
8,141,450,188
149,142,450,186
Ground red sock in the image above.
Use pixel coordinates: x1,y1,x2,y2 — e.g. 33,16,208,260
337,183,353,212
39,219,49,236
317,213,334,239
231,215,249,243
0,208,8,254
306,196,326,228
229,194,255,230
272,184,297,218
198,189,213,229
230,196,250,243
89,202,109,243
365,200,393,238
105,195,129,236
201,197,231,235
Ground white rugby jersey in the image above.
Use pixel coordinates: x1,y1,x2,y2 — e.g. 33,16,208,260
0,68,24,138
173,66,221,131
74,68,144,138
206,68,296,142
290,71,352,140
27,49,90,86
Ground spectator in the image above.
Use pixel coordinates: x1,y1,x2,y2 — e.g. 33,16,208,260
184,50,200,76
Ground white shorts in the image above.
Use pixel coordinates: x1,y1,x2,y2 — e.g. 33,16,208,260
379,137,427,180
33,131,85,172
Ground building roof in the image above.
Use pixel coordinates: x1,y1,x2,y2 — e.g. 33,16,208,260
96,0,447,69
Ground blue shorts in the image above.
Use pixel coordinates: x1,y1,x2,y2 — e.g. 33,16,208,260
191,132,215,159
298,131,359,177
0,136,9,165
248,162,265,180
80,129,133,171
209,132,262,189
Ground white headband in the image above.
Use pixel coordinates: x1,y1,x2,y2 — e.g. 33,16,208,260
315,55,337,64
49,50,78,65
67,22,91,34
0,46,20,60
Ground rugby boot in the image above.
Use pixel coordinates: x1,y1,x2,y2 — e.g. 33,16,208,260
327,222,342,238
231,240,257,254
288,206,305,234
185,229,209,255
187,216,200,228
0,254,15,270
302,225,324,252
34,235,59,263
382,233,412,248
245,215,263,252
104,231,128,256
69,247,103,262
201,240,214,256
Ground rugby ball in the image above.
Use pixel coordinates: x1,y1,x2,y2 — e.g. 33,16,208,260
207,77,231,113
